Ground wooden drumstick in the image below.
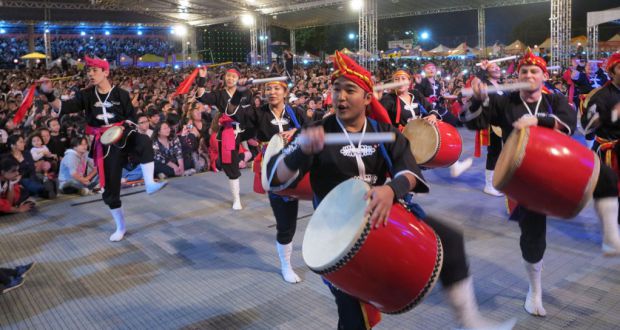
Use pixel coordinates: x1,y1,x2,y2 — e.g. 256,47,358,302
546,65,561,71
298,132,396,145
461,82,533,97
475,55,518,67
373,81,409,91
250,76,288,84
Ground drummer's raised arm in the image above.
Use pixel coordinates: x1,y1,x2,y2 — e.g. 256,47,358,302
267,127,319,190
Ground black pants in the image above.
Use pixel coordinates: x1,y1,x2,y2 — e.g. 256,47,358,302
486,130,502,171
101,131,153,209
154,161,177,178
327,215,470,330
218,140,241,180
515,163,619,263
269,192,299,244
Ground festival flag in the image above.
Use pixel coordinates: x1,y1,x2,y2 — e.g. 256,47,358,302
173,67,200,97
13,83,36,125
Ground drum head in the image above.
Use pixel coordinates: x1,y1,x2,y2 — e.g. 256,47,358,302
402,119,439,165
100,126,123,145
303,179,370,271
493,127,528,190
261,134,286,192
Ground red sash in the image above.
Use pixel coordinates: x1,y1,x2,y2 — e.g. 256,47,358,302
85,122,123,188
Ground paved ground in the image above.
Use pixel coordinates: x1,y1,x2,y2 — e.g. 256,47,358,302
1,128,619,330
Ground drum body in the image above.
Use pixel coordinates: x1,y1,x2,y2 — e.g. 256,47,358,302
100,126,125,146
494,126,600,219
259,134,313,200
402,119,462,168
303,179,442,314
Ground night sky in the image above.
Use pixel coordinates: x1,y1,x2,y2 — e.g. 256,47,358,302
284,0,619,52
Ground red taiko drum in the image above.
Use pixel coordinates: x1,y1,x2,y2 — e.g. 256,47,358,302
494,126,600,219
402,119,462,168
302,179,443,314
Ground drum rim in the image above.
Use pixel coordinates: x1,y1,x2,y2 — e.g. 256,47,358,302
404,119,439,166
100,126,124,145
437,121,463,168
303,179,370,272
570,152,600,218
384,231,444,314
493,127,528,190
261,134,285,192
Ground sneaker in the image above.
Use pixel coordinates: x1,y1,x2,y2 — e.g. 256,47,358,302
1,276,24,294
15,262,36,278
79,188,93,196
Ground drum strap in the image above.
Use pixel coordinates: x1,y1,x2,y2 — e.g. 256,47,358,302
368,118,427,219
284,104,301,129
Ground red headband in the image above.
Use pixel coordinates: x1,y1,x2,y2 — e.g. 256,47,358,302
517,48,547,74
85,55,109,72
330,51,391,124
606,53,620,74
226,68,241,77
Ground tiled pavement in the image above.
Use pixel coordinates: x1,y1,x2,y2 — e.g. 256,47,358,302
1,128,619,330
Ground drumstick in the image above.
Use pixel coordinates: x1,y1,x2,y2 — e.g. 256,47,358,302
475,55,517,67
461,82,533,97
546,65,561,71
298,132,396,145
250,76,288,84
203,61,233,69
373,81,409,91
34,75,79,83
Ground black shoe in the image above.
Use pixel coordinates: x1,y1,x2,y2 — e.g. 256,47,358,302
15,262,35,278
1,276,24,294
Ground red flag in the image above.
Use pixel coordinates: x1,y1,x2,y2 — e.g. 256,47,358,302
13,83,36,125
506,61,515,75
173,68,199,97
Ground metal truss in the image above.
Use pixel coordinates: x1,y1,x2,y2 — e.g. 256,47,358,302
550,0,571,68
586,25,598,60
290,29,296,55
250,20,258,66
357,0,377,71
478,7,486,51
258,15,268,66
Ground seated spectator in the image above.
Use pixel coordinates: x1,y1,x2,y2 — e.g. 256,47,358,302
0,156,34,214
152,122,185,178
7,135,57,199
305,98,325,122
45,118,69,159
28,133,57,177
58,137,98,195
136,114,153,138
147,109,160,129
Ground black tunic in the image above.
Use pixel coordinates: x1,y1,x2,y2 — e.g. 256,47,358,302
196,88,252,139
379,90,439,127
267,115,429,201
462,91,576,141
241,104,306,143
59,86,135,127
586,82,620,140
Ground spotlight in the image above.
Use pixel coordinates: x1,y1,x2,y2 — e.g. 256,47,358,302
350,0,363,11
0,28,6,34
137,31,143,36
420,31,429,40
241,14,255,26
105,31,110,36
80,31,86,36
174,25,187,37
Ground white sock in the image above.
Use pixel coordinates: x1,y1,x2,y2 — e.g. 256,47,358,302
140,162,156,186
594,197,620,256
524,260,546,316
109,207,126,242
276,242,301,283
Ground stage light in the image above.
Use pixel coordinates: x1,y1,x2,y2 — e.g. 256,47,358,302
80,31,86,36
241,14,255,26
137,31,143,36
420,31,430,40
303,59,308,64
90,36,93,40
174,64,180,69
348,33,355,40
350,0,363,11
105,31,110,36
175,25,187,37
13,59,18,64
44,29,50,33
0,29,5,34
